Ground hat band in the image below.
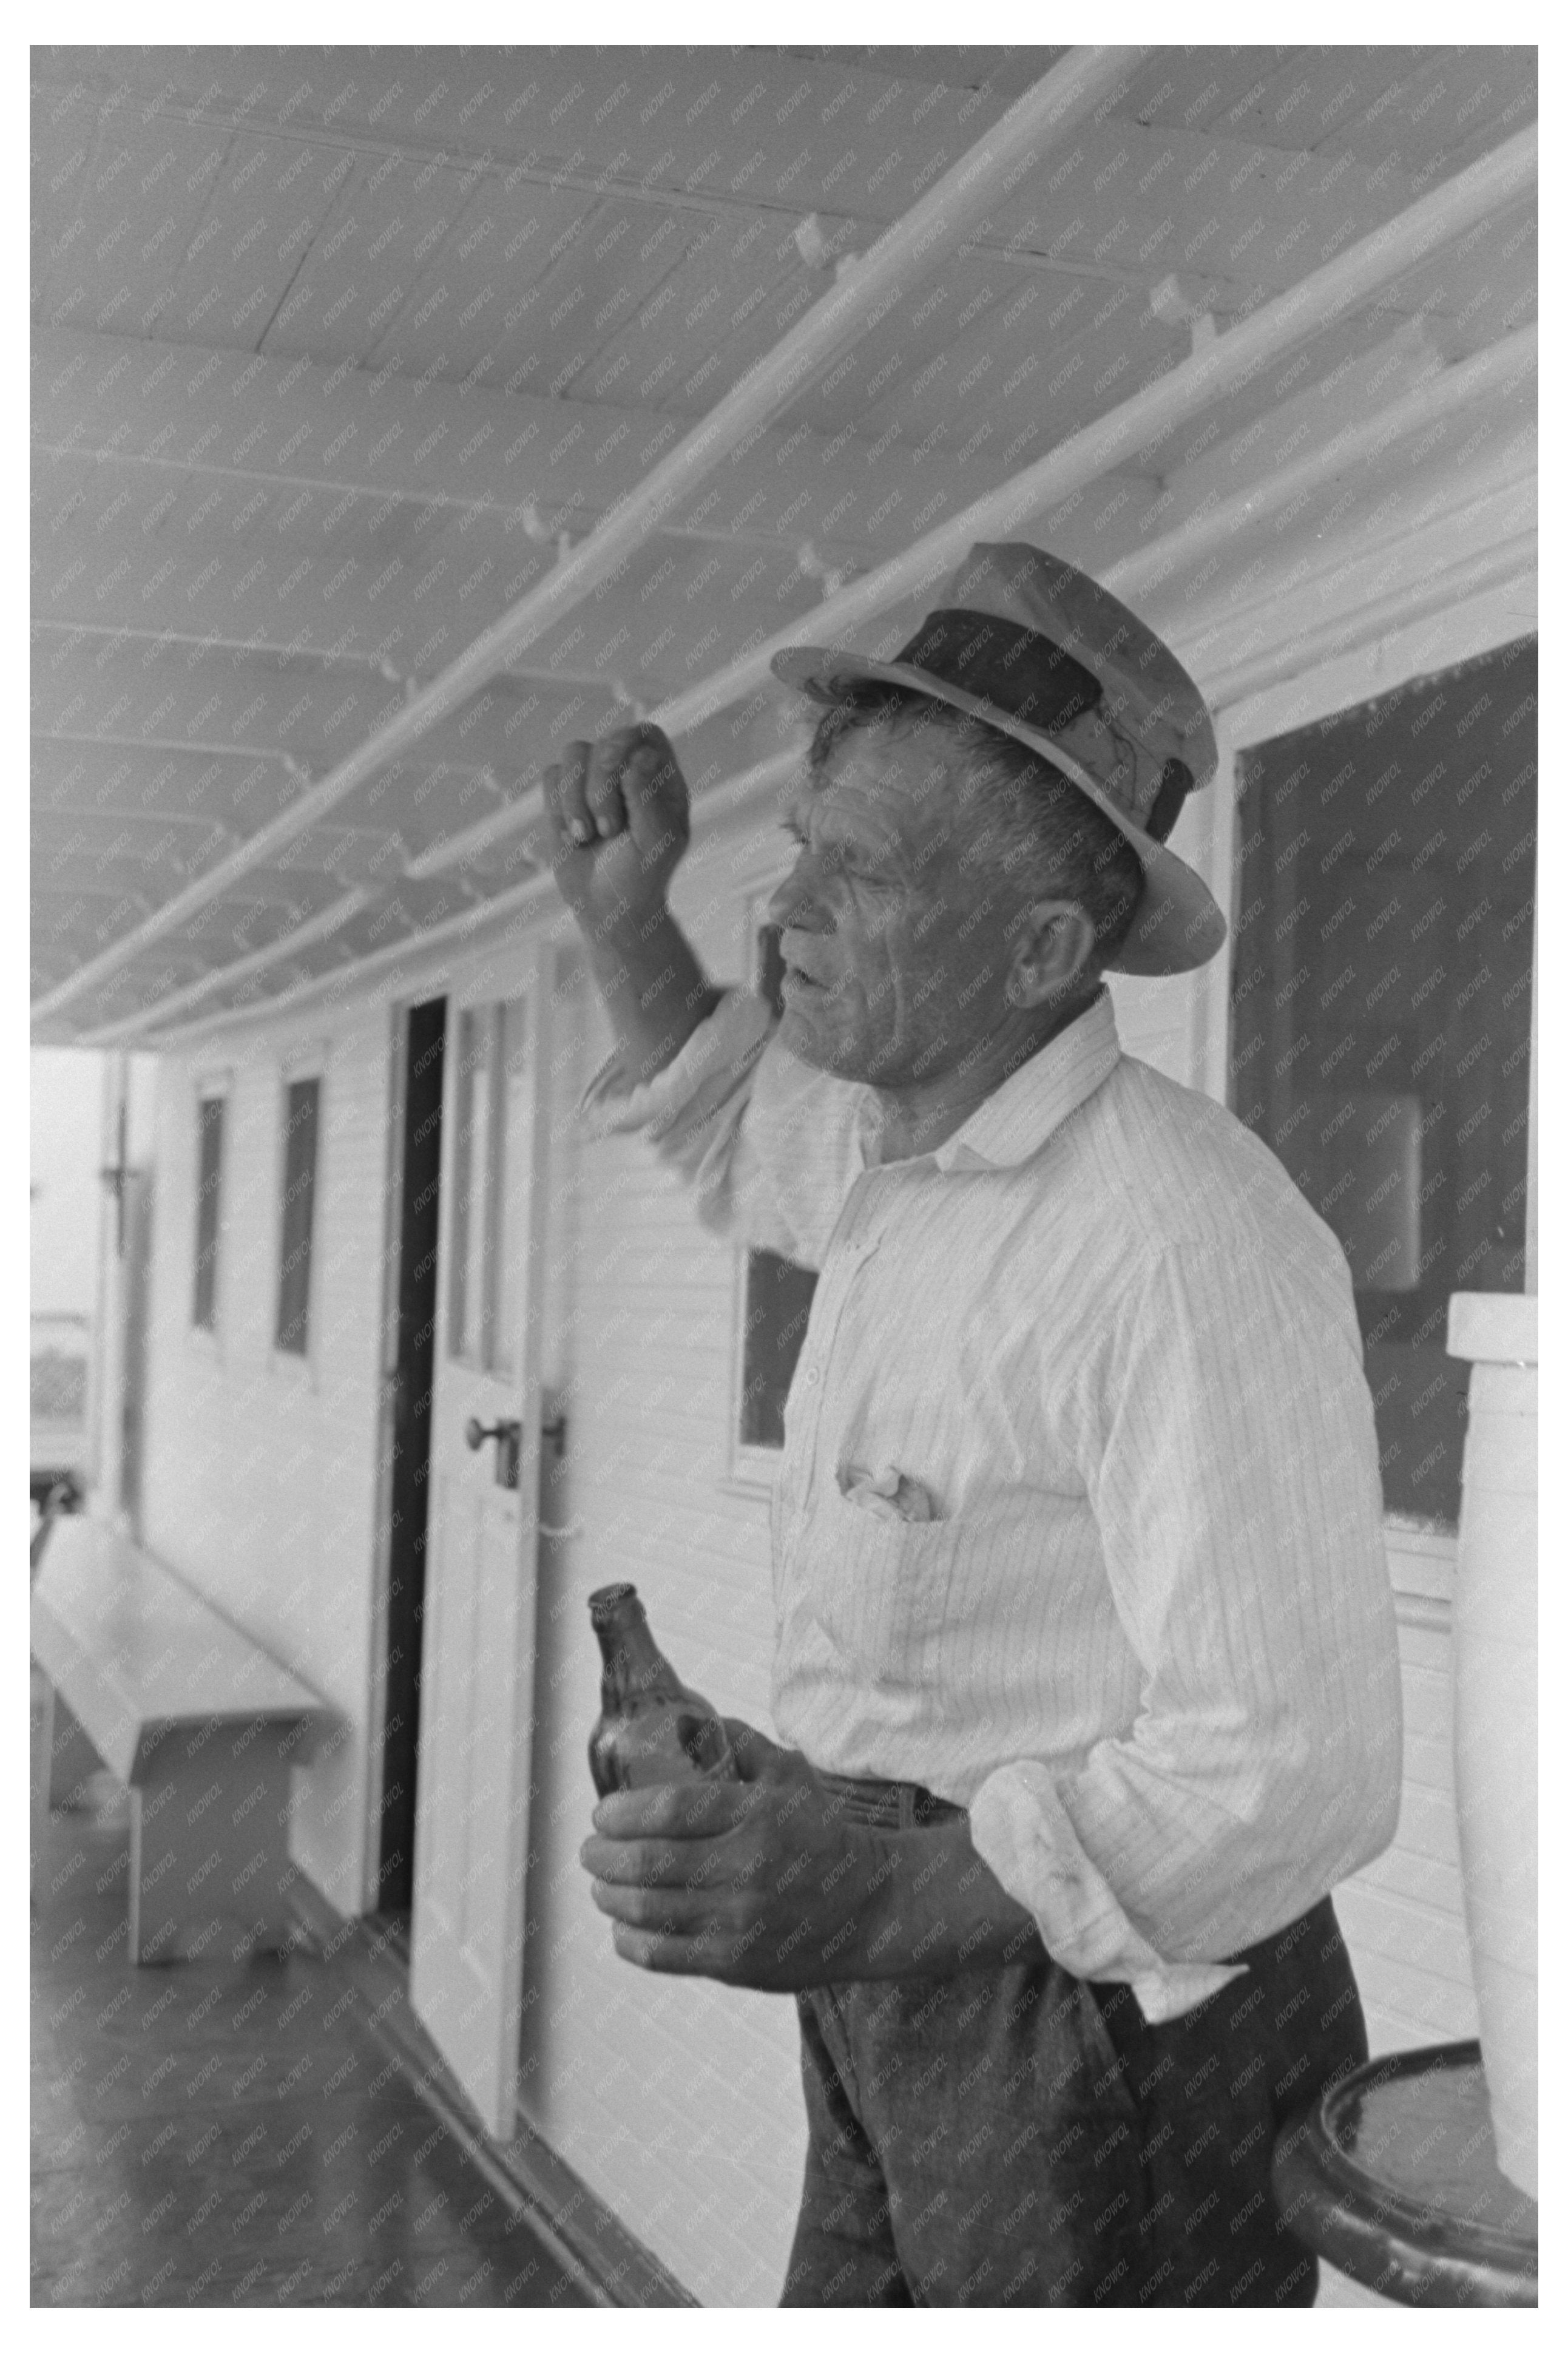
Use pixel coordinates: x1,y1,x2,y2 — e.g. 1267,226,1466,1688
893,608,1103,737
842,659,1148,837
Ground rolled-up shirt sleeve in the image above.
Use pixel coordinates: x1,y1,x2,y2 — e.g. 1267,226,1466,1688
577,985,863,1267
971,1234,1402,2008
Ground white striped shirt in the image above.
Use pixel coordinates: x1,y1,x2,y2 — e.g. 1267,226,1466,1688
584,986,1402,1996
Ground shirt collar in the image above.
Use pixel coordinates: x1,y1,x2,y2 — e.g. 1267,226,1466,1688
853,989,1122,1176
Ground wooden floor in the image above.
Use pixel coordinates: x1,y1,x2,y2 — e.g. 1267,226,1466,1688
30,1711,593,2309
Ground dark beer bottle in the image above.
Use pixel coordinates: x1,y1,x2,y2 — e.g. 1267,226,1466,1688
587,1583,739,1796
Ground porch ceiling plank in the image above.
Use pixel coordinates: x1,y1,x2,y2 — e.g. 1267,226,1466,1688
154,132,360,358
263,153,571,374
1117,47,1308,133
30,848,346,912
776,45,1075,100
78,887,376,1044
1268,47,1533,172
353,188,715,396
29,740,306,833
40,47,1512,421
28,611,649,773
38,111,238,347
31,45,1145,1032
30,323,1050,569
32,804,414,899
39,46,1046,257
1210,46,1435,155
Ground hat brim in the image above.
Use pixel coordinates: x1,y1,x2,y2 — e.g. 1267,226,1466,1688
770,648,1226,978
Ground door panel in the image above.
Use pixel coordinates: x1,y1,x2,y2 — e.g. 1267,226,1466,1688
410,950,551,2137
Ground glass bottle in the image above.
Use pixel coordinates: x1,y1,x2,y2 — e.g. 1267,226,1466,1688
587,1583,738,1796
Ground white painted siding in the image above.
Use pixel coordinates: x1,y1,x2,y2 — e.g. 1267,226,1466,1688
516,907,809,2307
1337,1610,1479,2055
141,998,394,1914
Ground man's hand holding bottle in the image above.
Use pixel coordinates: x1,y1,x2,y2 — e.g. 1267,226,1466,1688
581,1717,1044,1992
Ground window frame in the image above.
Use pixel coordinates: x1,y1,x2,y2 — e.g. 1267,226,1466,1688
271,1047,328,1377
724,869,809,1497
188,1066,231,1348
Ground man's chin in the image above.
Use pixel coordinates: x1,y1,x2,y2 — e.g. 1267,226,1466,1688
777,1000,862,1077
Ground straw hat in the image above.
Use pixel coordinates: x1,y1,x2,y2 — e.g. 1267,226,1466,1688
771,541,1224,976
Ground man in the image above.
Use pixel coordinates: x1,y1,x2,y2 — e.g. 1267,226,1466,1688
551,543,1402,2307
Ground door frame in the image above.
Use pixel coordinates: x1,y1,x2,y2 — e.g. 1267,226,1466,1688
364,996,414,1911
406,934,556,2136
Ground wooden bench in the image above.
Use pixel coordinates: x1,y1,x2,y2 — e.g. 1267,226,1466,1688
31,1518,331,1963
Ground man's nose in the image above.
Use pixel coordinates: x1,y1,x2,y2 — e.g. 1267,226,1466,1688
766,860,824,932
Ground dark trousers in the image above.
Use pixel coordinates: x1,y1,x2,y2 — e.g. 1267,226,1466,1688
780,1776,1368,2308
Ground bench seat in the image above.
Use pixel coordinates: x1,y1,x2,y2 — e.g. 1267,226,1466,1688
31,1518,331,1962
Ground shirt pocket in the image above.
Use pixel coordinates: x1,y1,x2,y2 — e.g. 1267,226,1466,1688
806,1475,970,1689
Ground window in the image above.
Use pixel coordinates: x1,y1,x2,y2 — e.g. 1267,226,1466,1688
734,923,819,1463
192,1094,225,1330
447,998,529,1373
275,1076,321,1356
1229,638,1536,1528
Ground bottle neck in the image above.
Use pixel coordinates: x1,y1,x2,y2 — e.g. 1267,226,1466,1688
592,1599,677,1702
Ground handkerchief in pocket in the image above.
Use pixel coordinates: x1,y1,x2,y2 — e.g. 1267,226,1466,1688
838,1463,938,1523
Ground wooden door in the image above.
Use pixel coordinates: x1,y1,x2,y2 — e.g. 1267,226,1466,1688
410,949,551,2138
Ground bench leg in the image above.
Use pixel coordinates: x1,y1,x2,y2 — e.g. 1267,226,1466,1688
129,1728,302,1963
47,1691,105,1809
30,1670,55,1894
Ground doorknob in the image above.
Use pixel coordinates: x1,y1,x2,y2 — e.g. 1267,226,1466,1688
464,1416,521,1489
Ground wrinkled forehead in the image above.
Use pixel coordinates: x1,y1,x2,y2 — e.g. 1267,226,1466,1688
796,719,975,842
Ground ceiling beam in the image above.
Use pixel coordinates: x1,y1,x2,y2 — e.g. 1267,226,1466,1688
30,48,1144,1030
32,726,306,773
652,124,1539,738
1203,530,1536,712
1107,327,1536,606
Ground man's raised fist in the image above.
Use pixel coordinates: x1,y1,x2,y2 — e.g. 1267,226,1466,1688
544,725,692,932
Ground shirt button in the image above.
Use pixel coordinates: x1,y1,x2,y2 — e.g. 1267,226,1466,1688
804,1369,819,1387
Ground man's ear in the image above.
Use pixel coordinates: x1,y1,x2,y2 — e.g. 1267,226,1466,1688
1004,899,1098,1009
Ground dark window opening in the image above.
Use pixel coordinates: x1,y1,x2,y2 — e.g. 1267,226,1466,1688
740,924,819,1451
192,1095,225,1330
1229,637,1536,1527
275,1076,321,1356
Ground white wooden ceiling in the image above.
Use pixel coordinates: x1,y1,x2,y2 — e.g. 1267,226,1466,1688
30,44,1537,1040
